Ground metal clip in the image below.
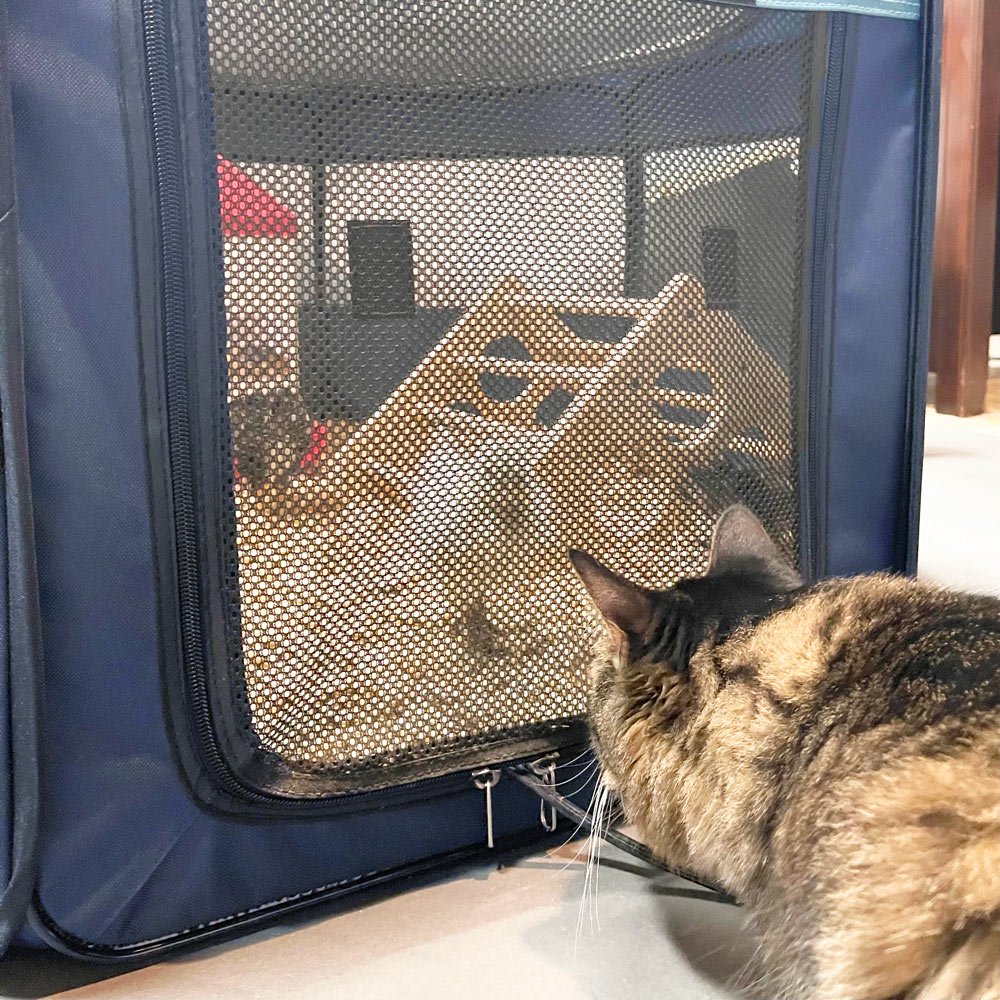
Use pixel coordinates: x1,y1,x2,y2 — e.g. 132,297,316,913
528,754,559,833
471,768,501,848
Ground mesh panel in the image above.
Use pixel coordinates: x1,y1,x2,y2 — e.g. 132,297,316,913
206,0,816,789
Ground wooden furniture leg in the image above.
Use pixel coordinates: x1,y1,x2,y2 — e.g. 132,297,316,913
930,0,1000,416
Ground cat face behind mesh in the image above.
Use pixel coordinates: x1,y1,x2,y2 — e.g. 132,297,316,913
571,506,1000,1000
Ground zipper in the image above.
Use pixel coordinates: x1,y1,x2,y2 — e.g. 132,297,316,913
804,14,848,582
141,0,584,812
141,1,353,809
141,0,260,805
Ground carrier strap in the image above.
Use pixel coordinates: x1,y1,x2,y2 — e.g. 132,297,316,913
510,766,736,906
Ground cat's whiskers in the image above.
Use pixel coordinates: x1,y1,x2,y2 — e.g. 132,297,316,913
549,761,600,799
593,784,608,931
552,747,594,770
585,788,600,933
547,771,601,806
550,757,599,787
578,780,614,941
556,773,604,875
574,779,607,953
598,783,616,926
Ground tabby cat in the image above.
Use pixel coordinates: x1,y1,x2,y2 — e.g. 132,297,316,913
570,506,1000,1000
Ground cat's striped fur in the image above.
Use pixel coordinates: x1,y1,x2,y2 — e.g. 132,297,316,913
572,506,1000,1000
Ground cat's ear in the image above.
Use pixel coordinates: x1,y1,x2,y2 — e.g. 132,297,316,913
568,550,654,637
708,505,801,588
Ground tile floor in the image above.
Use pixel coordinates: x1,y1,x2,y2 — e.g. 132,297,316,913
7,847,754,1000
2,368,998,1000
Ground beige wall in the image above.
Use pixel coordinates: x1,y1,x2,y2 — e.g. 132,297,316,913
324,156,626,309
222,156,632,393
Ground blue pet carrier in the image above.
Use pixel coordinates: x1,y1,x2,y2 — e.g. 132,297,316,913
1,0,937,958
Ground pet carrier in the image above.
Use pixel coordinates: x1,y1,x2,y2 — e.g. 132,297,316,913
0,0,936,957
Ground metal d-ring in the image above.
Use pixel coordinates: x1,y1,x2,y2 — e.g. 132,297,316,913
528,755,559,833
471,767,501,848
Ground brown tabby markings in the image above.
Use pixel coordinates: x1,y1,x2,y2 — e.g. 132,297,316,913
577,510,1000,1000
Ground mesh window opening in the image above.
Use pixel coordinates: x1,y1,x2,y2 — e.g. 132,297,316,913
205,0,817,791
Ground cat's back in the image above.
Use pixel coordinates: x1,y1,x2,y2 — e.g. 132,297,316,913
804,574,1000,730
730,573,1000,728
754,576,1000,1000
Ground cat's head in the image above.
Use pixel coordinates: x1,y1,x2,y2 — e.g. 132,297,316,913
569,505,801,795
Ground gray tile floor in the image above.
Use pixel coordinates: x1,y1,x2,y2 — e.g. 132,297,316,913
918,401,1000,595
2,394,998,1000
2,843,754,1000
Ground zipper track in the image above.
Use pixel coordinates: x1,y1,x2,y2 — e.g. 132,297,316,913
144,2,446,809
141,0,259,804
142,1,586,812
145,1,828,810
805,15,847,581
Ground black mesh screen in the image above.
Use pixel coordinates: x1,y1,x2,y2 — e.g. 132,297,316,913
205,0,817,791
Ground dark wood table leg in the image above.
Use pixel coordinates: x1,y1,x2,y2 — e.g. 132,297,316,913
930,0,1000,417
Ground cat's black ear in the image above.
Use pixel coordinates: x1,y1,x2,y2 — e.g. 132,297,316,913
568,550,654,637
708,505,801,588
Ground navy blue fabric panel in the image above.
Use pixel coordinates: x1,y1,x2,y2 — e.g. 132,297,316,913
0,361,9,914
0,0,16,918
823,14,920,576
9,0,554,950
1,0,44,950
900,0,938,575
0,0,13,216
8,0,184,945
0,227,12,934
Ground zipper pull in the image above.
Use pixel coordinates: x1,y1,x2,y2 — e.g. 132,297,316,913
527,754,559,833
471,768,501,848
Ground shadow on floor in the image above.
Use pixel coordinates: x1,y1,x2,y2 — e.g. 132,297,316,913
520,847,752,1000
0,949,139,1000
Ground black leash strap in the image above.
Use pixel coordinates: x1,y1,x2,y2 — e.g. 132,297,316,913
510,767,736,906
